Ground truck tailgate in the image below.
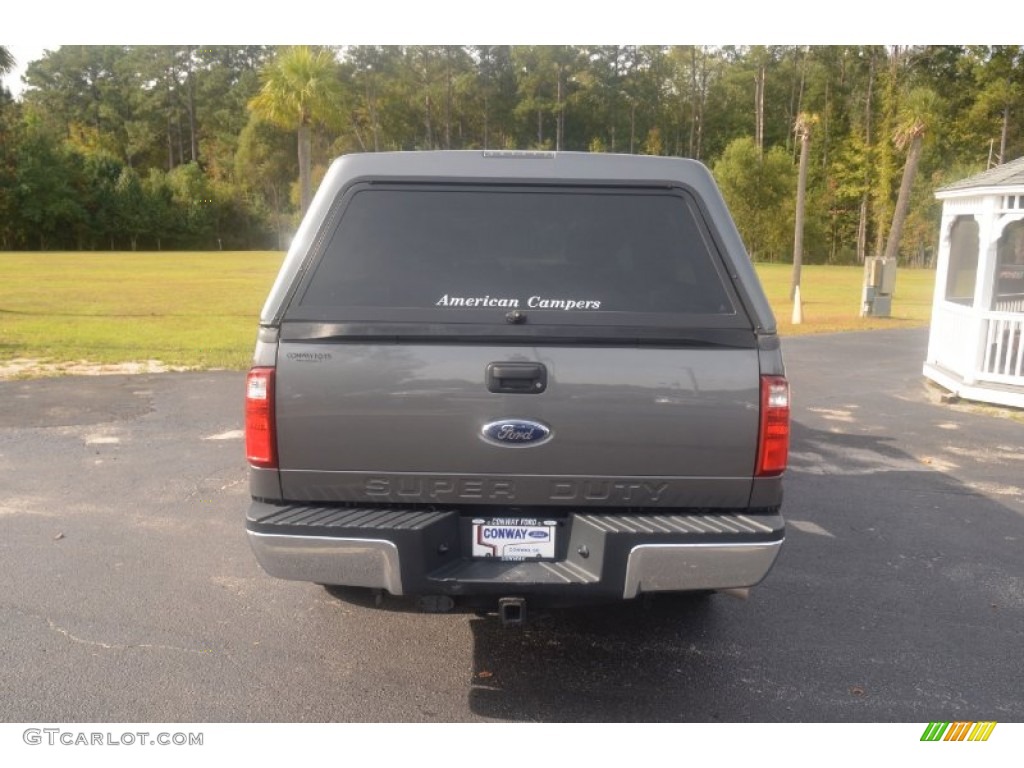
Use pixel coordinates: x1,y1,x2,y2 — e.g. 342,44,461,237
275,342,759,508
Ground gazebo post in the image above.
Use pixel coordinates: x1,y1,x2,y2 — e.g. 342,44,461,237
965,199,1000,384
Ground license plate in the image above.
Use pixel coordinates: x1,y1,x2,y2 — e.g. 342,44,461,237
471,518,556,561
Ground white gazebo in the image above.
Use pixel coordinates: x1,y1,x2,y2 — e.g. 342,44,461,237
923,156,1024,408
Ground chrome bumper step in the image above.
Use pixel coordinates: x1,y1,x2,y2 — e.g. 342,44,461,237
247,502,784,599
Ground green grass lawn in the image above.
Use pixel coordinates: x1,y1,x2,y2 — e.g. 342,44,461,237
0,251,284,371
755,263,935,337
0,252,936,374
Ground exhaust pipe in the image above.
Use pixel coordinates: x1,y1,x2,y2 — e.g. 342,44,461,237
498,597,526,627
716,587,750,600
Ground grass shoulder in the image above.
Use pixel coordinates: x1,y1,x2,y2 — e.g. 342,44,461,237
0,251,284,375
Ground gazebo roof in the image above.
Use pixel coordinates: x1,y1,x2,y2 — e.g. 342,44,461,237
937,155,1024,194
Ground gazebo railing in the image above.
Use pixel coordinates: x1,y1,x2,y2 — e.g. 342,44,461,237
981,312,1024,383
994,294,1024,312
929,303,1024,388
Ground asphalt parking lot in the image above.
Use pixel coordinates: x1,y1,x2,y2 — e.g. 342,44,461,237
0,328,1021,722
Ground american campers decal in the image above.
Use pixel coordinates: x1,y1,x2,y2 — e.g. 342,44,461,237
435,295,602,310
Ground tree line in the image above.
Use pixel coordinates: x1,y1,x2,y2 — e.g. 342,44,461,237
0,45,1021,260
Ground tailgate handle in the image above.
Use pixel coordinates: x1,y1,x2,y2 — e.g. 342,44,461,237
486,362,547,394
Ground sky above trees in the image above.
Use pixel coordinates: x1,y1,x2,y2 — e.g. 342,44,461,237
7,0,1023,50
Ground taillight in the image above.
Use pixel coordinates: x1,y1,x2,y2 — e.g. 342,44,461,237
245,367,277,468
756,375,790,476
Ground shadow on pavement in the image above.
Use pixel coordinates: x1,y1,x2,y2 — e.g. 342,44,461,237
457,417,1024,722
465,594,733,722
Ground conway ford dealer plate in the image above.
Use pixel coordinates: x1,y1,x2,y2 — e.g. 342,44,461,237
471,518,557,561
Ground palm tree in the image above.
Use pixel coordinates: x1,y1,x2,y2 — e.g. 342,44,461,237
790,112,817,301
0,46,14,75
881,87,941,264
249,46,346,216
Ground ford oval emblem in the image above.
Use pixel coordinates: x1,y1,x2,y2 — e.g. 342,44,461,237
481,419,552,447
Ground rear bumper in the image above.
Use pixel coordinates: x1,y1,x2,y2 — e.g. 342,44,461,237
247,502,784,601
247,534,404,594
621,541,781,598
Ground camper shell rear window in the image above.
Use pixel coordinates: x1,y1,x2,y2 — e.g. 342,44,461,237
284,183,751,332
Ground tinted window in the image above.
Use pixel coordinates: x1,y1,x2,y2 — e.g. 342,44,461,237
298,186,735,317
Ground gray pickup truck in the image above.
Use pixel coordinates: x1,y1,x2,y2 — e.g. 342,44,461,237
245,150,788,623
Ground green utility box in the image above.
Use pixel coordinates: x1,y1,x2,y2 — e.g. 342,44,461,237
861,257,897,317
